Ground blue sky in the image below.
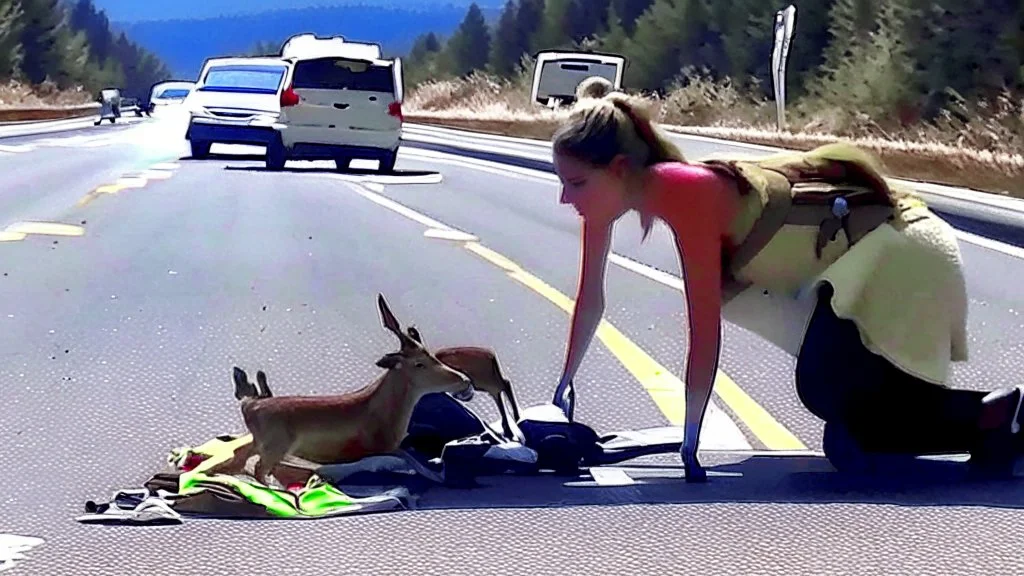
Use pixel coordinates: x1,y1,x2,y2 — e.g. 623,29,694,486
95,0,494,22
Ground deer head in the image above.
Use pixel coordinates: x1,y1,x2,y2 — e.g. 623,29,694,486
374,293,473,401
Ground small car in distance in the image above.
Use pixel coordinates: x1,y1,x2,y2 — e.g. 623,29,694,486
147,80,195,115
185,57,291,159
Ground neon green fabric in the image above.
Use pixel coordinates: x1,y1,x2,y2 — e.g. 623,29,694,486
167,434,401,519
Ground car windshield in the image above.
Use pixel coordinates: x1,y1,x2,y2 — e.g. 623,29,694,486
156,88,191,99
291,58,394,92
198,65,286,94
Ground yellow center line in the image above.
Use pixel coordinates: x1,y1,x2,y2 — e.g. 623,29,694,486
464,241,806,451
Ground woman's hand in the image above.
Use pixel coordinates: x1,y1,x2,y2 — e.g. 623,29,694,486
551,377,576,420
552,217,614,420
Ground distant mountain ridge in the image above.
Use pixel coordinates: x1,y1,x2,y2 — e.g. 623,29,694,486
115,4,502,79
100,1,503,23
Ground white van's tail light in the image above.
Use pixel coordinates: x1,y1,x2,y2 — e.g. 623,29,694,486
280,86,300,107
387,102,403,121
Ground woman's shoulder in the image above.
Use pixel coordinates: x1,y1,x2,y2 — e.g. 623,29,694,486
649,161,727,188
648,161,733,204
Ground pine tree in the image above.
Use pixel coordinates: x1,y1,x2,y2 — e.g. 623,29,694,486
489,0,520,76
0,0,24,78
600,2,629,54
623,0,689,90
18,0,67,84
515,0,543,55
446,2,491,76
612,0,656,34
533,0,575,52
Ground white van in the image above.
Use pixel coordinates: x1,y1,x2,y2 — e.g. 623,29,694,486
185,56,291,158
531,51,626,108
267,53,404,172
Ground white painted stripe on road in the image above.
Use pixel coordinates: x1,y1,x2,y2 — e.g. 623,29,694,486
0,144,34,153
341,179,454,232
406,123,1024,216
589,467,636,486
400,146,558,183
955,229,1024,260
0,533,44,572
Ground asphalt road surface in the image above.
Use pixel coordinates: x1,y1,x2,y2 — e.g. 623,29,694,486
0,116,1022,575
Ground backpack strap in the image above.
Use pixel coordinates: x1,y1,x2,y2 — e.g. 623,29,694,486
719,164,897,291
726,169,793,276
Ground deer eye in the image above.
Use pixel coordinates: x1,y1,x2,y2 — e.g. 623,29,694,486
414,361,425,368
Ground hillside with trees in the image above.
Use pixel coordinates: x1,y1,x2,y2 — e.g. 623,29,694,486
0,0,170,105
402,0,1024,151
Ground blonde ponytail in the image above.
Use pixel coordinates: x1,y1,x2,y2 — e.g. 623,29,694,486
604,92,686,165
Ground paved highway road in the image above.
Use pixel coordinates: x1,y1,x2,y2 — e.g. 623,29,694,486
0,117,1021,575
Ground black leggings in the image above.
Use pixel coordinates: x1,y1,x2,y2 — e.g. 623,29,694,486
796,284,986,455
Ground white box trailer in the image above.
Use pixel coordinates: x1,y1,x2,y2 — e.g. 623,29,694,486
530,50,626,108
280,33,383,61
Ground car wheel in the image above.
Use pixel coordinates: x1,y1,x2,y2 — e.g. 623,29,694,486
266,136,287,171
379,150,397,173
190,140,211,159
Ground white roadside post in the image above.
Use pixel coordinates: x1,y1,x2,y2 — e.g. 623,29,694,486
771,5,797,131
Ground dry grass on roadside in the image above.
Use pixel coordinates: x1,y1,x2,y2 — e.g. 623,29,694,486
405,71,1024,197
0,79,93,109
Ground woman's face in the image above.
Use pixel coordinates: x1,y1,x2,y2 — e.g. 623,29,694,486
554,152,630,221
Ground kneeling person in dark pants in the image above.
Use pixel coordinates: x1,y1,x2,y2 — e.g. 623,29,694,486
798,283,1022,475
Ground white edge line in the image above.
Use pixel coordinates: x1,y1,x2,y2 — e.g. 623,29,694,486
406,123,1024,213
955,230,1024,260
340,179,453,231
400,147,558,182
403,132,1024,261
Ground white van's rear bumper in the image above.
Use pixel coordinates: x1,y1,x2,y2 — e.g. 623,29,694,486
274,124,400,152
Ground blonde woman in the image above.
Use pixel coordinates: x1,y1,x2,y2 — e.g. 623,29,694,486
548,91,1023,482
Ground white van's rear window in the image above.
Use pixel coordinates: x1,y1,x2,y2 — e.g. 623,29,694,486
292,58,394,93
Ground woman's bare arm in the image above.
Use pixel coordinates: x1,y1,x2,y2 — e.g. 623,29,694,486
554,217,614,413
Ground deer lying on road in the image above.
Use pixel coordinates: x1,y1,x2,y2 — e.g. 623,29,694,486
232,293,473,485
403,325,522,439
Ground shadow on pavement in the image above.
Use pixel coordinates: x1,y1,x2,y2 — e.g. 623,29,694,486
222,165,440,178
411,453,1024,512
180,153,265,162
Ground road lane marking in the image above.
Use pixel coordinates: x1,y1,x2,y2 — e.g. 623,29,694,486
342,180,808,451
77,162,182,207
956,229,1024,260
0,534,45,572
0,144,34,153
0,231,27,242
4,222,84,236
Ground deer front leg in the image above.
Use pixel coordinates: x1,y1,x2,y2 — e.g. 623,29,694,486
253,432,293,487
492,392,514,438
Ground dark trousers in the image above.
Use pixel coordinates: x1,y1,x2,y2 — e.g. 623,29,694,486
795,284,986,455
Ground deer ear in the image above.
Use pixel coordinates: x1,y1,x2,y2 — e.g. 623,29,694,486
377,293,401,335
375,352,403,370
